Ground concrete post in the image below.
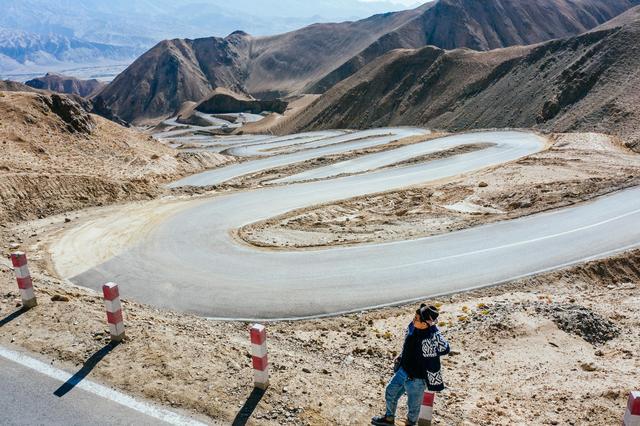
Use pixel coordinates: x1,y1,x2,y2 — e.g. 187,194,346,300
418,391,435,426
102,283,125,342
11,252,37,309
624,391,640,426
250,324,269,390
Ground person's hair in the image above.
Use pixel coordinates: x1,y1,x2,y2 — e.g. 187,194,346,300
416,303,439,322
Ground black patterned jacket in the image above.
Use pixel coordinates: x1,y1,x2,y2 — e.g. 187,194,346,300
399,322,450,391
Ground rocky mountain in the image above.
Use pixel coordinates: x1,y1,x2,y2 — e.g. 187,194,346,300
99,0,639,123
282,7,640,152
308,0,640,93
98,4,433,123
25,73,106,98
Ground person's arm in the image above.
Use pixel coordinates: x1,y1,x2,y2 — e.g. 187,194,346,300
434,329,450,356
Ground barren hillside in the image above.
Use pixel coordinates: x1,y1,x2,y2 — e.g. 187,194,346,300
284,11,640,152
0,91,231,223
308,0,640,93
97,5,431,123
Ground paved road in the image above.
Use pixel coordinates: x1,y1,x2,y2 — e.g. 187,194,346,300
57,129,640,319
0,348,206,425
168,128,427,187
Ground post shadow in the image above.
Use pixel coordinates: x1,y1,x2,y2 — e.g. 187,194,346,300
0,307,27,327
232,387,266,426
54,341,120,397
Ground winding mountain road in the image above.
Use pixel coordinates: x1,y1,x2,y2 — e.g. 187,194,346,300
53,129,640,320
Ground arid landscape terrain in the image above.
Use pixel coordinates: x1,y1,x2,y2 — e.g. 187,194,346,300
1,1,640,425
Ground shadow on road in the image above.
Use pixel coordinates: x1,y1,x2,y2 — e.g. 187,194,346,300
232,387,266,426
0,307,27,327
54,341,120,397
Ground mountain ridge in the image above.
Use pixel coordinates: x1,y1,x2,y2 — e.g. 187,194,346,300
98,0,639,123
281,9,640,152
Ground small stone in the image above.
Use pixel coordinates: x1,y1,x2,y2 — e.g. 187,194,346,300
478,181,488,188
51,294,70,302
580,362,596,372
64,218,71,223
302,367,311,373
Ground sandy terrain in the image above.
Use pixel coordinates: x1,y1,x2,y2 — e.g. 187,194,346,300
1,216,638,425
239,133,640,248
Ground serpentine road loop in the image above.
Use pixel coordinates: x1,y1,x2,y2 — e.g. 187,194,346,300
53,129,640,320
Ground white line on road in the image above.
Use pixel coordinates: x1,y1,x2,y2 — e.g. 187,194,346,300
0,346,210,426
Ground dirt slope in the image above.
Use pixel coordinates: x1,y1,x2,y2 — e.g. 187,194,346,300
285,14,640,152
0,91,231,223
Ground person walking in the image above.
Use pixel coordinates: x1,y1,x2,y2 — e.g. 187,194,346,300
371,304,450,426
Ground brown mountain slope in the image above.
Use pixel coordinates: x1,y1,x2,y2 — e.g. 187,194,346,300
25,73,106,98
97,6,431,123
282,13,640,152
308,0,640,93
0,91,230,223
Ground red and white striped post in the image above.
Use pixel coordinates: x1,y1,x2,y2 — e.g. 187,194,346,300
250,324,269,390
11,252,37,309
418,391,435,426
102,283,125,342
624,391,640,426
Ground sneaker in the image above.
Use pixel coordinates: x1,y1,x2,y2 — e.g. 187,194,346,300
403,420,416,426
371,414,395,425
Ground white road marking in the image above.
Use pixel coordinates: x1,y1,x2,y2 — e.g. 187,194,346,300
0,346,210,426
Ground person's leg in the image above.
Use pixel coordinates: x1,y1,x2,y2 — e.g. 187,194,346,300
384,368,408,418
404,378,427,424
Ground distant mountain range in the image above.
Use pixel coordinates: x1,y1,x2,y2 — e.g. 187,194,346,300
0,28,142,76
97,0,640,123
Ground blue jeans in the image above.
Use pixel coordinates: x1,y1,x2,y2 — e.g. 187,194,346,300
384,367,426,423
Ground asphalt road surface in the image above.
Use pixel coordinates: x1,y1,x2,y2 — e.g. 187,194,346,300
55,129,640,319
0,347,206,425
51,128,640,320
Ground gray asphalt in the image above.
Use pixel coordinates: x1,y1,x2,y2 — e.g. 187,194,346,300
0,354,167,425
168,128,428,187
64,129,640,320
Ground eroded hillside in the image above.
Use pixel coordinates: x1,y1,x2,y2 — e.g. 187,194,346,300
0,91,231,223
